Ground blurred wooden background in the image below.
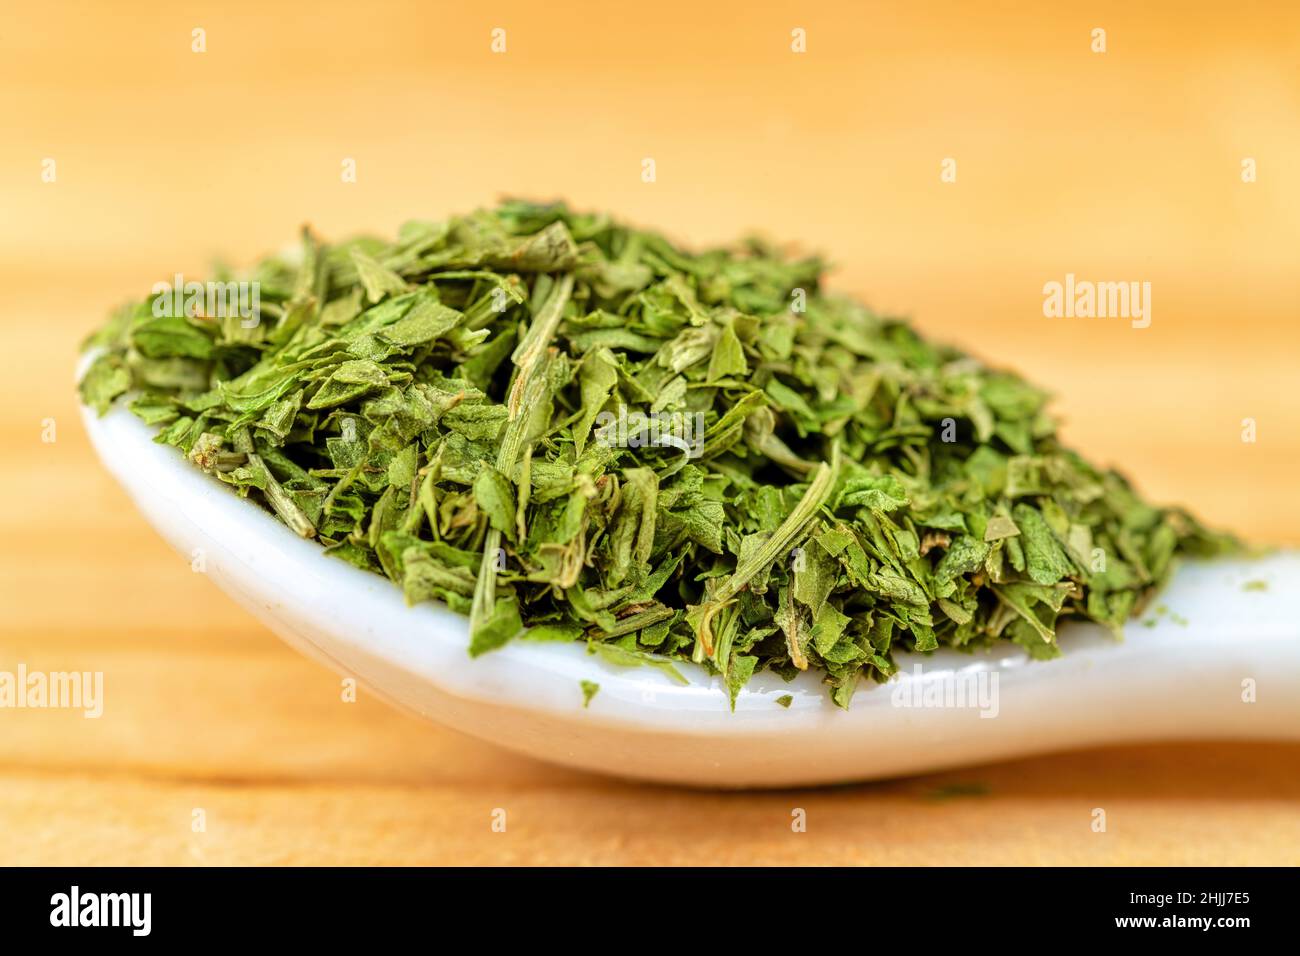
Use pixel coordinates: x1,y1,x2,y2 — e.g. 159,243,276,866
1,0,1297,864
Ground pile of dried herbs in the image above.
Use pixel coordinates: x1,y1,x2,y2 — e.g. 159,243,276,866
79,202,1235,707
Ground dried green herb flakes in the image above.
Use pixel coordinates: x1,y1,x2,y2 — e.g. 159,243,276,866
80,202,1235,707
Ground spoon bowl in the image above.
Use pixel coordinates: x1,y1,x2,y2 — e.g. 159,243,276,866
81,396,1300,787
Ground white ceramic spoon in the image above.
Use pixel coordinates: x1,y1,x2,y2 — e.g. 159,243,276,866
80,396,1300,787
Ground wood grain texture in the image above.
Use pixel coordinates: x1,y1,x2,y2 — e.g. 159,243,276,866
2,0,1298,865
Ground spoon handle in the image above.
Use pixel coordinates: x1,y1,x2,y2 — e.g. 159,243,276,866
983,553,1300,743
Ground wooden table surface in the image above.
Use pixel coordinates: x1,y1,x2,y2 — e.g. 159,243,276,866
2,1,1298,865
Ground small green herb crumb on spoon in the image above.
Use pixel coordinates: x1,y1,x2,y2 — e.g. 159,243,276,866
79,201,1237,708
